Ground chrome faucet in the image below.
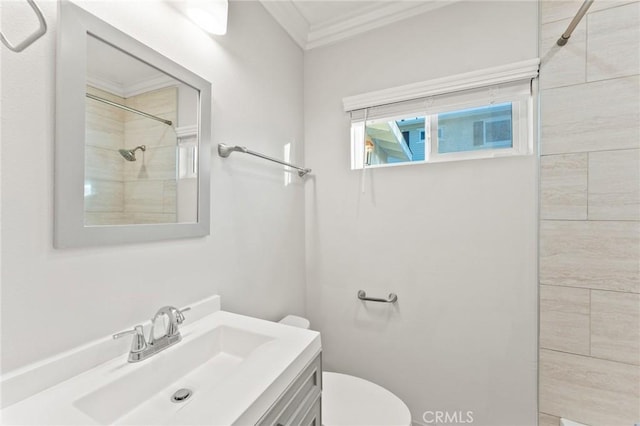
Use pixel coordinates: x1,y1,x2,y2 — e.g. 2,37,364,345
113,306,190,363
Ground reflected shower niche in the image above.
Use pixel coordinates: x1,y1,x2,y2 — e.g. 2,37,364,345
84,35,198,226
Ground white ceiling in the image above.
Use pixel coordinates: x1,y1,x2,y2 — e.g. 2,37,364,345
293,1,388,25
259,0,458,50
87,35,175,97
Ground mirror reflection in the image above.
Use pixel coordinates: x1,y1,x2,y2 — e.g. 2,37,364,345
84,35,199,226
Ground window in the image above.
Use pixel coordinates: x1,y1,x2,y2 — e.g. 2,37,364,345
344,59,538,169
437,102,513,153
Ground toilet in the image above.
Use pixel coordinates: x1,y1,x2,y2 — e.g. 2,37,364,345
279,315,412,426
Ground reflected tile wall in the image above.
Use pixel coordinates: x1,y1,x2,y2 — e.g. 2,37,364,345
122,86,178,222
85,86,125,224
84,85,178,225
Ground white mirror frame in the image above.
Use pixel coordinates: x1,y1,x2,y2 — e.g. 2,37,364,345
55,1,211,248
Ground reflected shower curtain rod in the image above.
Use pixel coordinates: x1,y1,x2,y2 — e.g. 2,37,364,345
85,93,173,126
218,143,312,177
557,0,594,46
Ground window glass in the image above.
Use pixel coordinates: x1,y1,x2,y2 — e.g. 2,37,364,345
364,116,426,166
437,102,512,153
349,84,531,169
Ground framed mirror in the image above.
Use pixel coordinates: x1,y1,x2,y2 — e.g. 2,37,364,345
55,1,211,247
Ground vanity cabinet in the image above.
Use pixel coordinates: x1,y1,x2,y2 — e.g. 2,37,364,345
257,353,322,426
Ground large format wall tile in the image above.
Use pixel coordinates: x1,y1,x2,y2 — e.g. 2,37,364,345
125,119,177,148
540,349,640,425
589,149,640,221
84,212,132,226
124,180,164,213
130,213,176,224
85,146,124,181
540,285,590,355
163,180,177,214
84,180,124,213
540,19,586,90
587,2,640,82
540,0,636,25
541,0,585,24
86,86,125,150
540,154,588,219
539,413,560,426
123,145,177,181
125,87,178,118
540,220,640,293
591,291,640,365
540,75,640,155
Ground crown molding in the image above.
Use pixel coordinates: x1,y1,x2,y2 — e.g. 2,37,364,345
259,0,309,48
86,74,176,98
260,0,459,50
306,1,457,50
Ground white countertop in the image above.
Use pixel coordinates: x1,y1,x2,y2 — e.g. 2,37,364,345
1,299,320,426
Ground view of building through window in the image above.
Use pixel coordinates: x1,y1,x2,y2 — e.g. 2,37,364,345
360,102,515,167
438,102,512,153
364,117,426,166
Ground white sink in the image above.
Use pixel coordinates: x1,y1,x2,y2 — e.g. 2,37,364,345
75,326,275,425
1,300,321,426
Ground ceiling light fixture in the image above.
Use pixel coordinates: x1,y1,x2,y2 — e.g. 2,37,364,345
168,0,228,35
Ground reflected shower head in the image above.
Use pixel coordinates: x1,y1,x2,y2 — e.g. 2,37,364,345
118,145,146,161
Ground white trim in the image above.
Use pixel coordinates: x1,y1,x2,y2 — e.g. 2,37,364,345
123,74,177,97
259,0,309,48
343,59,540,112
306,1,457,50
86,76,127,98
259,0,459,50
175,125,198,139
86,74,176,98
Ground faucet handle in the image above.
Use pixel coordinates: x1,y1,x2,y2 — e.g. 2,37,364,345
176,307,191,324
113,325,147,353
166,307,190,337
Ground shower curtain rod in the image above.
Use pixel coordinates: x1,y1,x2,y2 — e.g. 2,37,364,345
218,143,312,177
557,0,594,46
86,93,173,126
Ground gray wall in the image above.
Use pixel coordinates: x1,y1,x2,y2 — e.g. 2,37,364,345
303,2,539,425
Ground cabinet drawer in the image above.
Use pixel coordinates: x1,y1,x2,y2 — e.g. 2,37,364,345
257,353,322,426
298,395,321,426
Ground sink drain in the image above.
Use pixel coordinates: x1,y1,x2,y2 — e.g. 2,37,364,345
171,388,193,403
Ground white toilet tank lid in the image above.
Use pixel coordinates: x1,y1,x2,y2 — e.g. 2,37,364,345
278,315,310,329
322,372,411,426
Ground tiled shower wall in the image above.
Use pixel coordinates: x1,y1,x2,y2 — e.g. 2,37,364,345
85,86,178,225
85,86,126,223
538,1,640,425
122,87,178,224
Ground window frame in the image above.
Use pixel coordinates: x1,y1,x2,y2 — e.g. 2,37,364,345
350,90,533,170
344,59,539,171
427,92,532,164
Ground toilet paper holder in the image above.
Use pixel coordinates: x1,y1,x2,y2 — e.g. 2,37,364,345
357,290,398,303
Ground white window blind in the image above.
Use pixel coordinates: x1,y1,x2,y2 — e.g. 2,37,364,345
343,58,539,113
